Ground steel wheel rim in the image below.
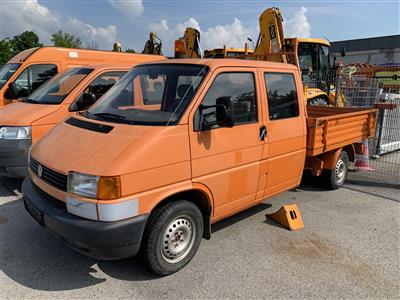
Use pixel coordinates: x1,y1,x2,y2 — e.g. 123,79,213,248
161,215,196,264
335,158,346,184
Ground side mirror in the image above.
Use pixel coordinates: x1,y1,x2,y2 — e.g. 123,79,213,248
216,96,235,128
76,93,97,111
7,82,20,99
340,47,346,57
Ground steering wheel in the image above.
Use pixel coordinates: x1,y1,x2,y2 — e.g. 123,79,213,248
340,66,358,76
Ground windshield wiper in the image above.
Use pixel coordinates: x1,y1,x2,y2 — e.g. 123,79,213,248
91,112,134,124
20,98,39,103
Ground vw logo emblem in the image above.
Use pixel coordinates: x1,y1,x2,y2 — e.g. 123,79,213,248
37,165,43,178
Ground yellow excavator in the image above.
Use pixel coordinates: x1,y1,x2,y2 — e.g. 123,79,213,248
252,7,353,106
174,8,354,106
174,27,253,59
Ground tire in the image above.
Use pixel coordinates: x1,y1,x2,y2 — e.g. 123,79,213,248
308,97,329,106
141,200,203,276
322,151,349,190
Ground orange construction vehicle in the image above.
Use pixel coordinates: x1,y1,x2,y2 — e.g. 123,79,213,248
0,47,163,107
23,59,377,275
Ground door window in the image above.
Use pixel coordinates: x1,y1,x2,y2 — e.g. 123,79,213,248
195,72,257,131
13,64,57,97
70,71,127,111
81,71,127,100
264,73,299,120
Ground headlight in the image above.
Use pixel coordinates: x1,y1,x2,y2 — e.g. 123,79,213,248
0,126,31,139
67,172,121,200
67,172,99,198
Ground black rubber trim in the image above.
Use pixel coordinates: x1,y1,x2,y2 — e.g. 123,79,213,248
31,181,66,211
65,117,114,134
22,177,149,260
0,138,31,178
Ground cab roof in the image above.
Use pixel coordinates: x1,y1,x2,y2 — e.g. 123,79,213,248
8,46,164,64
296,38,331,47
139,58,298,71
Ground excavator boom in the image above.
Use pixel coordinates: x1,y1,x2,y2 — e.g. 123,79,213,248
181,27,202,58
253,7,287,63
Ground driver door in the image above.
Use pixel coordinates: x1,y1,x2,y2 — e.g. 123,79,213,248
189,68,265,220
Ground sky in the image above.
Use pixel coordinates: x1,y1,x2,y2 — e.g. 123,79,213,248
1,0,399,55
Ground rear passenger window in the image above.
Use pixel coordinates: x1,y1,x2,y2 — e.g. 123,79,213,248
195,72,257,131
265,73,299,120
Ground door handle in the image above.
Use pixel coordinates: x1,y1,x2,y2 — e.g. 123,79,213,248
259,125,267,141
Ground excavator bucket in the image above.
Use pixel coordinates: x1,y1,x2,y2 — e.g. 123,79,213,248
266,204,304,231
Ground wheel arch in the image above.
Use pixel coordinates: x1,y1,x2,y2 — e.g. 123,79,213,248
343,144,356,162
149,184,214,240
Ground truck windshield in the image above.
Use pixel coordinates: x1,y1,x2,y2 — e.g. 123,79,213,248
0,63,20,89
85,64,208,126
25,68,93,104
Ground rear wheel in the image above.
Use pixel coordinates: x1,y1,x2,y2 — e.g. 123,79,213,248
322,151,349,190
141,200,203,276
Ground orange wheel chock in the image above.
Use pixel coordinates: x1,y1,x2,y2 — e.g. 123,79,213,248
266,204,304,231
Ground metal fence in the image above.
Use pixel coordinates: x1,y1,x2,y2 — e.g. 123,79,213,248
307,66,400,178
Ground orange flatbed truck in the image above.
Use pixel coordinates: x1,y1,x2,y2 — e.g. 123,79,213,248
22,59,377,275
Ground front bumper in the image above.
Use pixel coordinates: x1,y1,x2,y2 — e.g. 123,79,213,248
22,177,149,260
0,138,31,178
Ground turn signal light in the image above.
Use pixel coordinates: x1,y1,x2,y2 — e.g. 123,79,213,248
97,176,121,200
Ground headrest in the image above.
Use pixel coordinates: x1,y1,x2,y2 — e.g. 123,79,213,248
177,84,194,99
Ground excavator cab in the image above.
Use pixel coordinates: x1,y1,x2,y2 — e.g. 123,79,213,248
297,40,331,86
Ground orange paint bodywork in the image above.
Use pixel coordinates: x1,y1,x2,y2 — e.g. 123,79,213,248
29,59,377,226
0,47,164,106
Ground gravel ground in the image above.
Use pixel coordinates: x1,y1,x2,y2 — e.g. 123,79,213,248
1,176,399,299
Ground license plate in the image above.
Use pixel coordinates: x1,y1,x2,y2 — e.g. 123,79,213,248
24,198,44,226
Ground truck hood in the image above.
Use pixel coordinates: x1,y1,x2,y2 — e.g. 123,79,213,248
0,102,59,126
31,116,189,176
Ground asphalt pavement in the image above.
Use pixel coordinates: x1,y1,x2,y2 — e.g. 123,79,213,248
1,176,399,299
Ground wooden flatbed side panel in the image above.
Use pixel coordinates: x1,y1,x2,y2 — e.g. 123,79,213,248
306,107,378,156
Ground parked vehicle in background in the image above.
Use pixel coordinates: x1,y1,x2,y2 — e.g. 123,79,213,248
22,59,377,276
0,53,165,178
0,47,164,107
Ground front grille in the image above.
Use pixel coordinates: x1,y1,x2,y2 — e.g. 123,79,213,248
32,181,67,211
65,117,114,134
30,157,68,191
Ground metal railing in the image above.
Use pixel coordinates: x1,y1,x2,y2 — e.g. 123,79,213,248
307,66,400,178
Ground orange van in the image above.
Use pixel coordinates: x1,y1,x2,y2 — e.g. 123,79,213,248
0,47,164,106
22,59,376,275
0,56,165,178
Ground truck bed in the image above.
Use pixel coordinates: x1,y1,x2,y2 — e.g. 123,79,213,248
306,106,378,156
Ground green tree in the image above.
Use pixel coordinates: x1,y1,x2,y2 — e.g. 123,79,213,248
125,48,136,53
10,31,42,53
0,39,13,66
51,31,82,48
85,41,98,50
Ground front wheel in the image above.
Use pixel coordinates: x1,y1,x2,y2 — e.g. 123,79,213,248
141,200,203,276
322,151,349,190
